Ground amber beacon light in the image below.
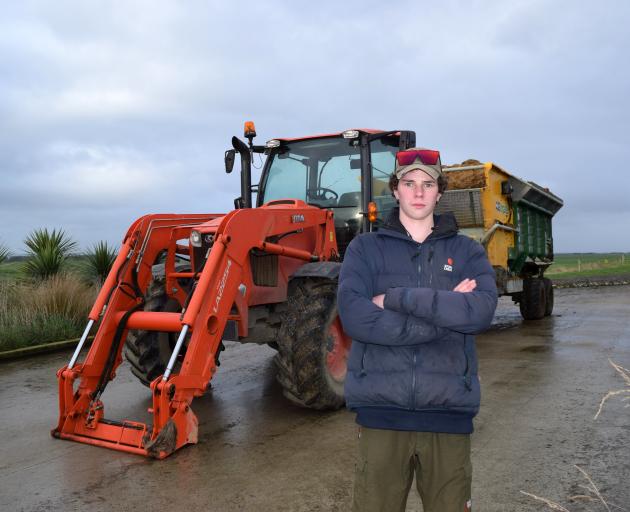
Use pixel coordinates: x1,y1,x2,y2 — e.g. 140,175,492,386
367,202,378,223
244,121,256,138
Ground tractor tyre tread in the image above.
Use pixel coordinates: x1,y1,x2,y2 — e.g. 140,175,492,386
124,278,172,387
124,261,190,387
274,278,345,410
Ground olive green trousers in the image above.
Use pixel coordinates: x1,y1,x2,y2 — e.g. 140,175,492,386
352,427,472,512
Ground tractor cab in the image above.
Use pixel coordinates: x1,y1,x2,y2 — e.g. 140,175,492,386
227,126,416,257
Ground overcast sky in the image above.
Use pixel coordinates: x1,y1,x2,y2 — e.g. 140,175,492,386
1,0,629,254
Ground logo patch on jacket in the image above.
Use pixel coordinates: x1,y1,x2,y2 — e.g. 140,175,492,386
443,257,454,272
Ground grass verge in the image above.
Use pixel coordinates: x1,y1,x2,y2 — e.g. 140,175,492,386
0,274,97,351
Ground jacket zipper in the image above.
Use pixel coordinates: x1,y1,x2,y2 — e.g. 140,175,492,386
410,242,422,409
428,245,434,286
416,242,422,287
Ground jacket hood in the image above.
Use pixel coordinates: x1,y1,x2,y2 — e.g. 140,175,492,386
378,207,459,242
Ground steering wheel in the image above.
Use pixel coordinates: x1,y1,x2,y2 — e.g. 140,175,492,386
308,187,339,201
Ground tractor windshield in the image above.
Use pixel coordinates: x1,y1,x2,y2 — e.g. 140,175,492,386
261,137,362,208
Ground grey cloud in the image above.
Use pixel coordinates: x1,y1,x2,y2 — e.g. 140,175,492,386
1,1,629,253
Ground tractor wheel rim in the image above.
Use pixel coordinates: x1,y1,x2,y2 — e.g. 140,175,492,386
326,316,351,383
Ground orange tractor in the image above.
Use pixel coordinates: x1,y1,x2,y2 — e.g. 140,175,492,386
53,124,416,458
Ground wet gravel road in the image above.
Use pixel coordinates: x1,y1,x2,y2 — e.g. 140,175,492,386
1,285,629,512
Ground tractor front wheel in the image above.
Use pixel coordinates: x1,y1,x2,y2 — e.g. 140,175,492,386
124,280,183,387
124,262,192,387
274,277,350,410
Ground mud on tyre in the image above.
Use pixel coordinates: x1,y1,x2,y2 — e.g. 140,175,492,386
274,277,350,410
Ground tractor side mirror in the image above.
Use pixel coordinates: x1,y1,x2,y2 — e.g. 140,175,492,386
225,149,236,174
350,158,361,170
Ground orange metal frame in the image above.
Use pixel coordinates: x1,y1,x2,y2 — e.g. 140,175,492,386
53,200,338,458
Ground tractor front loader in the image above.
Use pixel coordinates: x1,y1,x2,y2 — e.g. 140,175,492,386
53,202,339,458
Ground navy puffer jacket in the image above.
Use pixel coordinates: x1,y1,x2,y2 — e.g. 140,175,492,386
337,210,498,433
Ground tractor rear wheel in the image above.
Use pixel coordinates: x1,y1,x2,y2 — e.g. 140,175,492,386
519,277,546,320
274,277,350,410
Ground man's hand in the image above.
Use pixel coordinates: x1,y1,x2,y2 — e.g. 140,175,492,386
372,294,385,308
453,278,477,293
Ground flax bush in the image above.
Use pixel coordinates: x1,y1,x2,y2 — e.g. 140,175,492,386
22,228,77,279
82,241,117,284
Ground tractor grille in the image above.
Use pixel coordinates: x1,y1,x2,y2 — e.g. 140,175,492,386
250,252,278,287
435,189,484,228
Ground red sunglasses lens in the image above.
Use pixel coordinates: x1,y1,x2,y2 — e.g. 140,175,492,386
396,149,440,166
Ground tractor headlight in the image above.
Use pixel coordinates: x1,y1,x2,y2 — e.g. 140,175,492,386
190,230,202,247
342,130,359,139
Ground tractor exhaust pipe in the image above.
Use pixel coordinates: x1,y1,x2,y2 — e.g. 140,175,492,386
232,136,252,208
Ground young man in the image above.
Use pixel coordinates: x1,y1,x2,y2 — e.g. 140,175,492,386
337,148,498,512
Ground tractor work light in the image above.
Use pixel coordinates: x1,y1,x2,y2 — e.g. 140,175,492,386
342,130,359,139
190,230,202,247
266,139,281,148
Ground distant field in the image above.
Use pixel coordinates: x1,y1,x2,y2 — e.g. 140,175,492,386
0,261,23,281
547,252,630,279
2,253,629,281
0,257,86,282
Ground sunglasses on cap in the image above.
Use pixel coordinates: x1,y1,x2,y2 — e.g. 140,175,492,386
395,149,441,167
